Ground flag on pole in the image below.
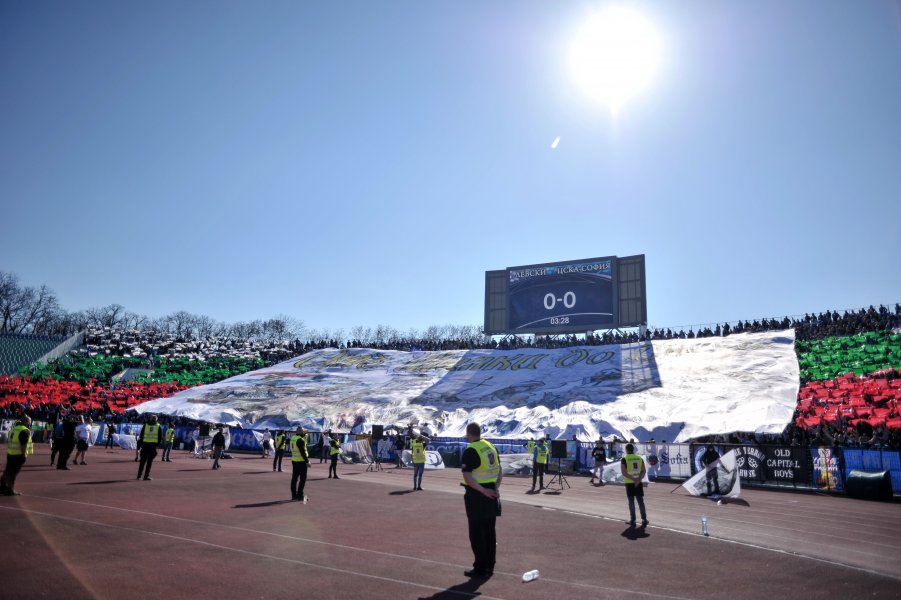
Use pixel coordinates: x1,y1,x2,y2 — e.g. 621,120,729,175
682,449,741,498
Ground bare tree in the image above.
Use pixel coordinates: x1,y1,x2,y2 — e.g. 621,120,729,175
84,304,127,329
0,271,62,334
194,314,219,339
121,311,150,331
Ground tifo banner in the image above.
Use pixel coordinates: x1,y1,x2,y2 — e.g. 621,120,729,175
682,449,741,498
134,330,800,442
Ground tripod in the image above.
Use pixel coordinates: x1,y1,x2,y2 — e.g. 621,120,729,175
366,453,383,472
366,438,384,472
547,458,570,491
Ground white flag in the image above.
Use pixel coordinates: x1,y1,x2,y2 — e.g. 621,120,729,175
681,449,741,498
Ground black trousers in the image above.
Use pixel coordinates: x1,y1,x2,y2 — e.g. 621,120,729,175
464,486,497,573
291,461,308,499
137,445,157,479
56,441,75,469
50,438,63,464
273,450,284,471
329,455,338,477
532,462,546,488
0,455,26,493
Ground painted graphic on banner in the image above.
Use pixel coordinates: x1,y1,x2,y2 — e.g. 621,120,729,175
133,331,800,444
633,443,691,478
732,446,767,483
763,446,809,485
811,447,843,492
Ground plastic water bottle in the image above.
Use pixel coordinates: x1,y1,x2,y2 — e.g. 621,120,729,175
522,569,539,583
701,514,709,536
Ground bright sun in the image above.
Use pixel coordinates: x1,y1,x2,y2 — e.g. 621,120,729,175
570,6,662,113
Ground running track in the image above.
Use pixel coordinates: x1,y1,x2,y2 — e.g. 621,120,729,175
2,446,899,599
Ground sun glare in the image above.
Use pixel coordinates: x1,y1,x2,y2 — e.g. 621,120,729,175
570,6,662,113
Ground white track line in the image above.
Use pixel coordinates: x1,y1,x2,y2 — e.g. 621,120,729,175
8,496,695,599
547,506,901,582
0,505,504,600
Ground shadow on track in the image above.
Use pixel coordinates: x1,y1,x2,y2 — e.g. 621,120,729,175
389,490,415,496
68,480,130,485
233,499,295,508
416,577,488,600
621,525,650,541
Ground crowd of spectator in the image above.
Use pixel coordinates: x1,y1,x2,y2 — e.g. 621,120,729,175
80,327,296,364
67,305,901,361
2,304,900,450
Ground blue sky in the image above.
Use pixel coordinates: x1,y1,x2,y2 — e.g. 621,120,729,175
2,1,900,336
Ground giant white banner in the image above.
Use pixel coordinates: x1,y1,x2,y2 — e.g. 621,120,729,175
135,330,800,442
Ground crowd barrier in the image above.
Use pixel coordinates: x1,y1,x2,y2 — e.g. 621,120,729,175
14,420,898,497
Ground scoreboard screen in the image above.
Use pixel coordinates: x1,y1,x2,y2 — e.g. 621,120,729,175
507,257,616,333
484,254,646,336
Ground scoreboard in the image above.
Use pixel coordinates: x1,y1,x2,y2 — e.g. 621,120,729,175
484,255,647,336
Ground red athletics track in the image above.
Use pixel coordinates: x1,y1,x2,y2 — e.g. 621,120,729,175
2,445,899,600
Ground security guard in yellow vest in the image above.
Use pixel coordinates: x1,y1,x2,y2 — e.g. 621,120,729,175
1,415,33,496
461,422,502,579
290,427,311,501
273,430,287,472
327,433,341,479
411,434,430,491
136,415,161,481
620,443,649,527
162,425,176,462
531,437,549,491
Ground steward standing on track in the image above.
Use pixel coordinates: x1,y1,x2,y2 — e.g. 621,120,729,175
273,430,287,472
531,437,549,492
461,422,502,579
290,426,310,501
411,434,430,491
327,433,341,479
620,443,649,528
136,415,161,481
1,415,33,496
590,438,607,485
162,424,175,462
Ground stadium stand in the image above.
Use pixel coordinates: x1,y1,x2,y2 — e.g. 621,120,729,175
0,333,68,375
1,306,900,448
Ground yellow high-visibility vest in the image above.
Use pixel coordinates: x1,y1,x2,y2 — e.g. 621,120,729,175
623,453,644,484
412,441,426,464
142,424,161,444
290,435,307,462
463,439,500,486
536,443,549,465
7,424,34,456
